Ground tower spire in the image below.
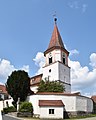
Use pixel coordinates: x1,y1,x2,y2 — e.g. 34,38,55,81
44,16,69,56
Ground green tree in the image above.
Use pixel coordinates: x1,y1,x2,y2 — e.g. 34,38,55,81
37,80,64,92
6,70,30,107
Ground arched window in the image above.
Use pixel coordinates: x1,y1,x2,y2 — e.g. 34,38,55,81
49,53,52,64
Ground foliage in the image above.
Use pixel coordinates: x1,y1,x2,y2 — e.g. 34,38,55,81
6,70,30,107
3,106,16,114
19,101,33,113
37,80,64,92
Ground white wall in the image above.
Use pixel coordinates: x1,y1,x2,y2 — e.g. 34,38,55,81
27,94,93,116
45,49,61,65
45,49,68,66
43,62,59,81
43,61,71,93
30,86,38,93
39,106,64,119
59,63,70,84
63,84,71,93
62,96,76,111
0,98,13,111
87,97,93,112
76,96,93,112
0,110,2,120
27,95,40,115
59,62,71,92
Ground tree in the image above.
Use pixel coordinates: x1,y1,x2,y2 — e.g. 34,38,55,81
6,70,30,107
37,80,64,92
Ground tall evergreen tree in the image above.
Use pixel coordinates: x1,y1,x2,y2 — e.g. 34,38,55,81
6,70,30,107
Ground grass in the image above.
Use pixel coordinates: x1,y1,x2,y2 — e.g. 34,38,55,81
70,114,96,119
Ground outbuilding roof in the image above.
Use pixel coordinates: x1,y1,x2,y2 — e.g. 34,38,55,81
39,100,64,107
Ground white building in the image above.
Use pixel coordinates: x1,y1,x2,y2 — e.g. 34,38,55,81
27,92,93,119
29,18,93,119
0,85,13,111
39,100,64,119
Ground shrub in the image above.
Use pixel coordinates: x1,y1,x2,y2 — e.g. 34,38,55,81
3,106,16,114
19,101,33,113
38,80,64,92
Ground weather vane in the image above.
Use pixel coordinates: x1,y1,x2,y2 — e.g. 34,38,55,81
53,11,57,24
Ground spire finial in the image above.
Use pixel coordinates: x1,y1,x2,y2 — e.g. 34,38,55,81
53,11,57,24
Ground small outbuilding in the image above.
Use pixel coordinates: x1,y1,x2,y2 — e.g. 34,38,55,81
39,100,64,119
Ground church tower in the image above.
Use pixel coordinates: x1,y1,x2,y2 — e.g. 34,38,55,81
42,18,71,93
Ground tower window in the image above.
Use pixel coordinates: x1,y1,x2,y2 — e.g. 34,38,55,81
49,57,52,64
63,58,65,64
62,53,66,64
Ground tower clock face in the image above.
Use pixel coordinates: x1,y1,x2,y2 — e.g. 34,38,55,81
49,52,52,58
62,53,65,58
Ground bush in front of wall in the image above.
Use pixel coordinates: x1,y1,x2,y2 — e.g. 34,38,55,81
3,106,16,114
19,101,33,113
17,101,33,117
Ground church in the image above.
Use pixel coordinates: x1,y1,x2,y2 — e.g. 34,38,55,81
28,18,93,119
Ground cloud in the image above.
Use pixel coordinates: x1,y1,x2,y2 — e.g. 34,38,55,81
0,58,29,84
70,49,79,56
34,52,96,96
64,44,79,56
68,1,88,13
68,1,79,9
33,52,45,74
21,65,29,73
69,53,96,95
89,53,96,68
82,4,88,13
0,59,15,81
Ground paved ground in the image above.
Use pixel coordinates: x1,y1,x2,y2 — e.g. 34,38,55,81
2,114,22,120
2,114,96,120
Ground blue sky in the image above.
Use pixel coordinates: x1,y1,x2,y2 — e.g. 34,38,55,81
0,0,96,96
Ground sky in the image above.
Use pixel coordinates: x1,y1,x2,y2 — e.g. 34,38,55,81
0,0,96,97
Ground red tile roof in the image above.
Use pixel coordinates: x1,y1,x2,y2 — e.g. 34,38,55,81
91,96,96,103
30,74,42,86
44,22,69,56
48,24,64,49
39,100,64,107
0,84,8,94
36,92,91,99
36,92,75,96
